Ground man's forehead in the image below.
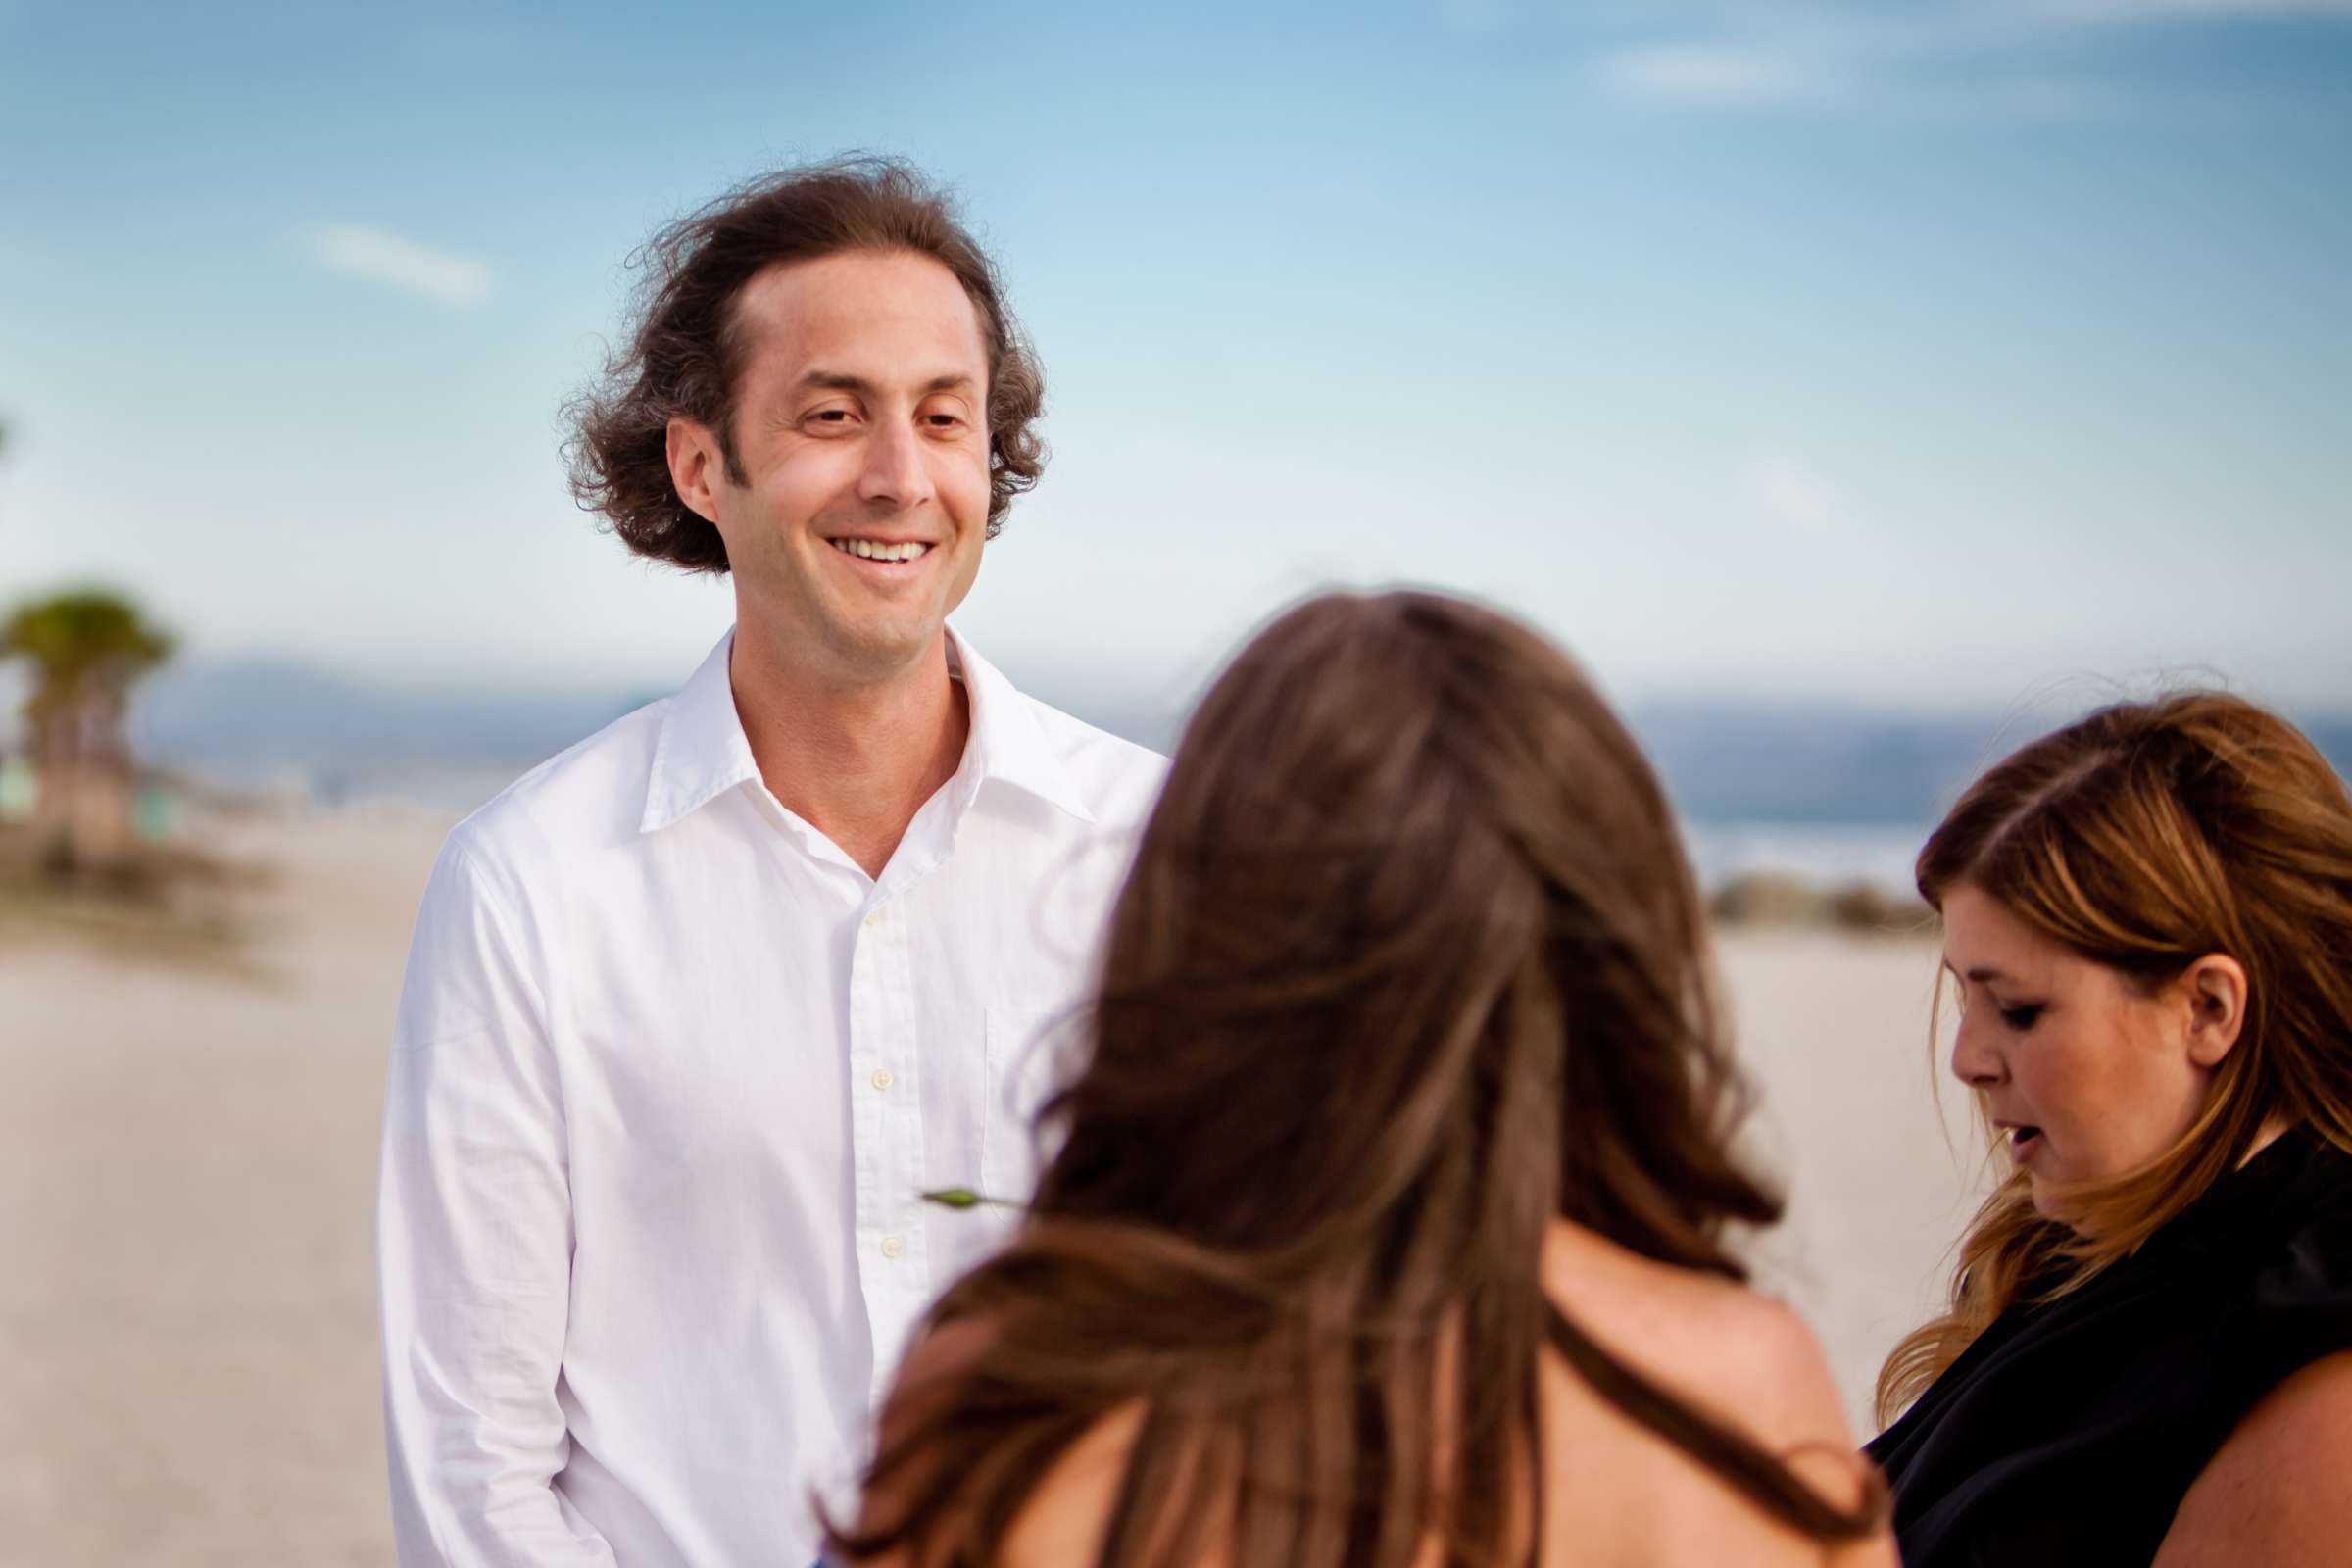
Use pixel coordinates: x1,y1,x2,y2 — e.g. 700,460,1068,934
732,250,987,382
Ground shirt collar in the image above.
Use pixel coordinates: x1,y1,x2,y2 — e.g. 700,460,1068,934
947,627,1098,827
638,625,1097,835
639,628,762,835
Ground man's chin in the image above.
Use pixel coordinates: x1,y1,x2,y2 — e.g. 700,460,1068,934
740,568,956,685
817,616,948,683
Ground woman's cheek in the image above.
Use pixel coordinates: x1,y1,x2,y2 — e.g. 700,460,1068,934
2022,1038,2098,1156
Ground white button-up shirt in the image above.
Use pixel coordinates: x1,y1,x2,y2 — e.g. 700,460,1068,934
377,627,1164,1566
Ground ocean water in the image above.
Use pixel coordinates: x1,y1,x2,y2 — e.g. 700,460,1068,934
1681,818,1930,898
202,761,1935,897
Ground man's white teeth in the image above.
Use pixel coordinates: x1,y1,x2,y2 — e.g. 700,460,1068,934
832,539,930,563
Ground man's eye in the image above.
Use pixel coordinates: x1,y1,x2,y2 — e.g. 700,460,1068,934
924,412,965,429
808,409,853,425
1998,1004,2045,1032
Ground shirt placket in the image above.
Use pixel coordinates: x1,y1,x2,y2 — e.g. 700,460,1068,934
847,894,929,1404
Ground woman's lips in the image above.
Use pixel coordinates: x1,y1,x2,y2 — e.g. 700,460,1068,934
2007,1125,2043,1163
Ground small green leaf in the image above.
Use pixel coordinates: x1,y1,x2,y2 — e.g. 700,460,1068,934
920,1186,1016,1211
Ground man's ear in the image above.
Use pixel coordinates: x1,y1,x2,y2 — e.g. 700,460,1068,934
666,416,727,524
2181,954,2250,1069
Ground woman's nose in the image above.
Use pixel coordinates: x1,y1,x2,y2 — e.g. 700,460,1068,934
1949,1015,2006,1089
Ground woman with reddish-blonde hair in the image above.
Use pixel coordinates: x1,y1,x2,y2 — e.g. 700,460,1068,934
1870,691,2352,1563
826,591,1894,1567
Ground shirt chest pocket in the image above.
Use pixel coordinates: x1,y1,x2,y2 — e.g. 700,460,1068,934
980,1002,1073,1202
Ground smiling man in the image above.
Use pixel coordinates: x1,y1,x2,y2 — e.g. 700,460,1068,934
375,160,1163,1566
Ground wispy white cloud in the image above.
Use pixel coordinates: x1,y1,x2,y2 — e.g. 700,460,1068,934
301,222,494,308
1748,455,1847,541
1603,44,1838,105
1592,0,2352,113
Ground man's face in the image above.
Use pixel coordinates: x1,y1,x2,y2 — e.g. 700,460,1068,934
676,248,994,686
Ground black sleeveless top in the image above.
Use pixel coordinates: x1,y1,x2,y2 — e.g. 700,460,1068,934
1865,1129,2352,1566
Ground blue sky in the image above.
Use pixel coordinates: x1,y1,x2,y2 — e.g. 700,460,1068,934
2,0,2346,718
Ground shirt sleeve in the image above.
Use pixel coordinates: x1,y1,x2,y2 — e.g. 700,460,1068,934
377,832,615,1565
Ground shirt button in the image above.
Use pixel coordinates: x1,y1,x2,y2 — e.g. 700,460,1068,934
863,909,882,929
870,1068,895,1092
879,1235,905,1261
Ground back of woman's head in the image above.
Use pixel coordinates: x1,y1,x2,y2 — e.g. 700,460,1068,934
1879,690,2352,1420
1038,589,1774,1282
837,592,1882,1567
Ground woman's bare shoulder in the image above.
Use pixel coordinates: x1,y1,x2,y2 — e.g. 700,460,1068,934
996,1401,1166,1568
1541,1222,1847,1442
2154,1348,2352,1564
864,1322,1183,1568
1538,1221,1893,1565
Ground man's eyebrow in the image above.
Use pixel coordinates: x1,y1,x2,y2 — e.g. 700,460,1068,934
793,370,978,397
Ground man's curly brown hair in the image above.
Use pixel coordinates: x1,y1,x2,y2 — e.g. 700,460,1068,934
564,156,1046,574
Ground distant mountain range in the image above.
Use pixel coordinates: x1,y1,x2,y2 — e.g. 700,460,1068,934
132,657,655,789
122,655,2352,828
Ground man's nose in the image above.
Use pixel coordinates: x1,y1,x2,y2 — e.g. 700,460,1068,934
1949,1015,2005,1089
858,416,934,510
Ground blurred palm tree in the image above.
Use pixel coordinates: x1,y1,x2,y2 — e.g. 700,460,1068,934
1,589,176,869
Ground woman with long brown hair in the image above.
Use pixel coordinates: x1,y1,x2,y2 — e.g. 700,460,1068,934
1868,692,2352,1563
825,590,1891,1567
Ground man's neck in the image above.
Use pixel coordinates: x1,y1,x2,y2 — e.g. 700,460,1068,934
727,626,971,881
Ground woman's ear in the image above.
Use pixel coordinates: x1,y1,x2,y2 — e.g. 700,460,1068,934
2181,954,2250,1069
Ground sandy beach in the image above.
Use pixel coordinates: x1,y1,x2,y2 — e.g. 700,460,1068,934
0,812,1986,1566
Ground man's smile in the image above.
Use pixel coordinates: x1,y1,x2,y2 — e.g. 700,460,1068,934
826,535,935,564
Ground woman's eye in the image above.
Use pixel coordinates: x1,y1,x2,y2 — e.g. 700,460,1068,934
1998,1004,2044,1032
